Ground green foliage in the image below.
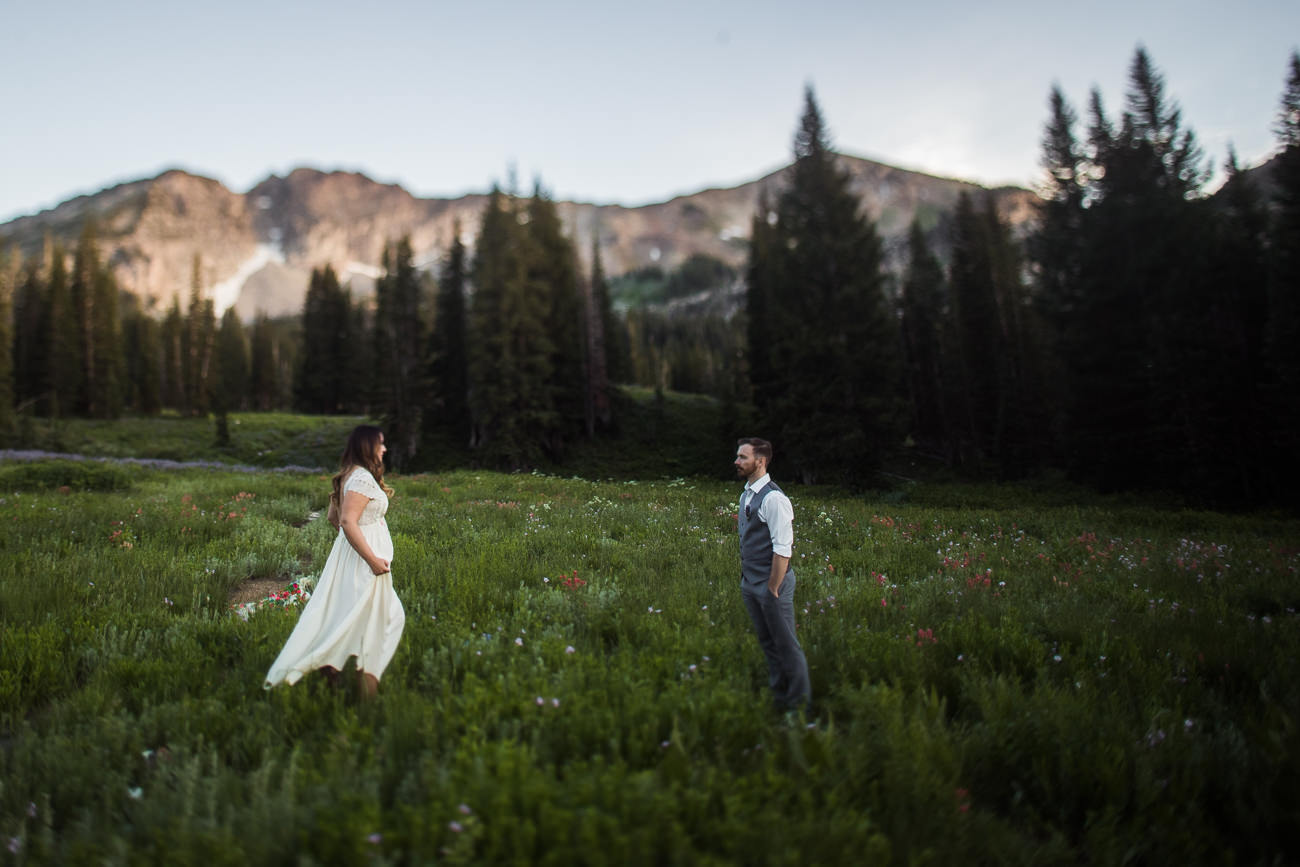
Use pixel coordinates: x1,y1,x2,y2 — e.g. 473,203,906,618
0,458,133,492
16,412,365,469
428,227,471,443
294,265,354,415
747,87,905,484
0,245,14,438
1268,51,1300,494
1,461,1296,863
663,254,735,301
607,265,667,308
1030,46,1295,505
372,239,428,468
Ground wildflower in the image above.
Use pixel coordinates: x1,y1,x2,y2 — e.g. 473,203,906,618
565,645,575,654
688,664,697,673
449,821,464,833
367,833,383,845
552,698,560,707
660,740,670,748
127,786,143,799
514,637,524,647
7,838,20,855
458,804,472,815
1053,654,1062,662
536,696,545,706
26,802,36,819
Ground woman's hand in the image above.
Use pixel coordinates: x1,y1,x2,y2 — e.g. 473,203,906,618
368,557,391,576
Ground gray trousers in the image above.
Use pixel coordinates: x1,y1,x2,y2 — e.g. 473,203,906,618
741,572,810,712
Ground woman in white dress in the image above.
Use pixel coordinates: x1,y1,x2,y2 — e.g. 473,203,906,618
264,425,405,698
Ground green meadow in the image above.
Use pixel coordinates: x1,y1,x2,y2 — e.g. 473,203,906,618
1,433,1298,863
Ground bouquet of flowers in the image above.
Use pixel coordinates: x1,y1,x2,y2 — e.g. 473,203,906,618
231,575,316,621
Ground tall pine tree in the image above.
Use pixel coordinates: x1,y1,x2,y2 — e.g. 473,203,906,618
898,219,949,457
10,260,46,417
160,295,185,411
296,265,352,413
747,87,903,484
583,236,614,434
215,308,251,411
429,225,471,444
372,239,426,468
0,246,15,437
1268,51,1300,493
526,186,584,456
46,243,79,418
120,295,162,415
468,188,552,468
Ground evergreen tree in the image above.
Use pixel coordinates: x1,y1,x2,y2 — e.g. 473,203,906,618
215,308,250,411
1030,85,1087,463
526,186,584,456
120,295,162,415
745,188,779,404
372,238,426,468
249,314,279,411
1054,48,1211,491
1268,51,1300,491
160,295,185,411
0,246,15,437
70,222,99,416
46,243,79,418
429,225,471,443
184,256,216,415
296,266,351,413
583,237,614,433
11,261,47,415
747,86,904,484
468,188,552,468
92,257,123,418
898,219,949,456
1196,151,1273,500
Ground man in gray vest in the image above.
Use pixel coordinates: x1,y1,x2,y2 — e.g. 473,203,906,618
734,437,810,714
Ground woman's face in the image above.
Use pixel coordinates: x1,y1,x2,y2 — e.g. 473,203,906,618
375,433,387,463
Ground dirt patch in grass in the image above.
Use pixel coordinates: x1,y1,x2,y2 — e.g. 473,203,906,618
228,577,290,605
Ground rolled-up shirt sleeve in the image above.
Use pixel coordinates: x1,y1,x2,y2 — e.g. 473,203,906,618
760,491,794,558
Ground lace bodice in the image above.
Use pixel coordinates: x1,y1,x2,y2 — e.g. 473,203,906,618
343,468,388,525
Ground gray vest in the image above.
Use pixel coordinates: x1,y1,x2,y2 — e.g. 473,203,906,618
738,481,793,587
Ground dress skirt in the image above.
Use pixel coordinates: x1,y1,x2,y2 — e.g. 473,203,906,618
264,518,405,688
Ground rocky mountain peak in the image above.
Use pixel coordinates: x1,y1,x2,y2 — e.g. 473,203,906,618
1,156,1039,319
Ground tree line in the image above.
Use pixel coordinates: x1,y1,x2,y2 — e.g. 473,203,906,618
1,45,1297,503
745,47,1300,504
1,225,298,437
292,186,624,471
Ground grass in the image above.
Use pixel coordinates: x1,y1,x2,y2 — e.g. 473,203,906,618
9,412,364,470
1,444,1297,863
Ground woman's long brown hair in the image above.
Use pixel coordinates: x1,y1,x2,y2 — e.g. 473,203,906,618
330,425,394,512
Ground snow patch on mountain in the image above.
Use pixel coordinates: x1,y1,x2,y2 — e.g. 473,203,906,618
210,243,286,314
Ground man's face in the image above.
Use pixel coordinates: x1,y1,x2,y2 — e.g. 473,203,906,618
735,444,762,480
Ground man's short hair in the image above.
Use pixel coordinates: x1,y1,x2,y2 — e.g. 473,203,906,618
737,437,773,463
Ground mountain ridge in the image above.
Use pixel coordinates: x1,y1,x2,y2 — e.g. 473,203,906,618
1,157,1040,319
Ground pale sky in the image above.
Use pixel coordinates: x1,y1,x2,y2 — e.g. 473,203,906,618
1,0,1297,224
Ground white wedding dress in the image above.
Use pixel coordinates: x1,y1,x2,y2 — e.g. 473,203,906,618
264,467,405,688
